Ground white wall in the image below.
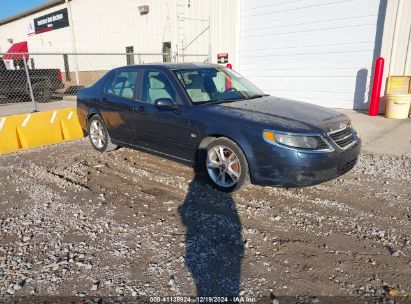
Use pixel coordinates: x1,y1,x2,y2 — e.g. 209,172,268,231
238,0,382,109
209,0,239,68
69,0,209,57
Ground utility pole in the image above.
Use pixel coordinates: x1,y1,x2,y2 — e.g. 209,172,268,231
65,0,80,85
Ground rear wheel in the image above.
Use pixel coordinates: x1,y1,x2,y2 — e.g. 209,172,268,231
203,137,249,192
88,115,118,152
31,81,52,102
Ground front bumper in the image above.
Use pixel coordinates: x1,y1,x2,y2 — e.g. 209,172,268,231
250,138,361,187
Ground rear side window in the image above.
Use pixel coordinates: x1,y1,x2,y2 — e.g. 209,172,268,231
105,70,138,99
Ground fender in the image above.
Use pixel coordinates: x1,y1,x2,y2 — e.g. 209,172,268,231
87,107,103,124
195,119,260,179
77,104,103,132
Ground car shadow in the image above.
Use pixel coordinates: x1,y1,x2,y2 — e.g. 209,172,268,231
178,172,244,297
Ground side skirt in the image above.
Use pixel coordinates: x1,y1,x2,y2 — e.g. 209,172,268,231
111,139,198,168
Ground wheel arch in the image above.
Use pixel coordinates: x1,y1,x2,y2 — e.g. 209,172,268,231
86,108,103,128
196,132,253,175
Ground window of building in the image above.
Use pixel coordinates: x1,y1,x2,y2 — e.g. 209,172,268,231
162,42,171,62
126,46,134,65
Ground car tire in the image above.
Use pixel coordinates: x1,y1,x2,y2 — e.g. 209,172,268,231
88,115,118,152
31,81,52,102
202,137,249,192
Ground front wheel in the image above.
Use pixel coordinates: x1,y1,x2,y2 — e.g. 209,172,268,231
88,115,118,152
203,137,249,192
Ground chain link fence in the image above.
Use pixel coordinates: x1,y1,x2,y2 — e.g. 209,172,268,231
0,52,209,115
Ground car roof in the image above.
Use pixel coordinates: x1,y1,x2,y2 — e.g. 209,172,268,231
116,62,225,71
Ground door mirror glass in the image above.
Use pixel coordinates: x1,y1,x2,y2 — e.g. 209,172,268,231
154,98,176,110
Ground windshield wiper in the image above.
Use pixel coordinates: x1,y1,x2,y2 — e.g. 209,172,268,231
245,94,270,100
197,94,269,105
202,99,242,105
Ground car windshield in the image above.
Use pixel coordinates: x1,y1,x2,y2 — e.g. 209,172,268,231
174,67,265,104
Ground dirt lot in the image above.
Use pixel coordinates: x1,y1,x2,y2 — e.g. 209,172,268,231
0,139,410,303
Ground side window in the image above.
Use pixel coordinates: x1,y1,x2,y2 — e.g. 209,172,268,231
141,71,176,104
105,70,138,99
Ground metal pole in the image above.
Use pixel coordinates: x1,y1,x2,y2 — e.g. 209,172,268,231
369,57,385,116
181,38,185,62
65,0,80,86
23,56,38,112
208,0,212,63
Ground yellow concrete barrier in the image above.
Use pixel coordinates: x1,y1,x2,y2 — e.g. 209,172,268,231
0,108,84,155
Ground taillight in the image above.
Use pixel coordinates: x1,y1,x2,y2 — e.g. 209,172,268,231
57,71,62,82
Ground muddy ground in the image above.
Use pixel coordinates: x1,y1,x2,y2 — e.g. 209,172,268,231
0,138,410,303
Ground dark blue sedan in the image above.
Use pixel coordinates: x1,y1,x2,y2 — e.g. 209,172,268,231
77,63,361,192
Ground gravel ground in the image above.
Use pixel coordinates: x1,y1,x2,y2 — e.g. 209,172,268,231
0,138,410,303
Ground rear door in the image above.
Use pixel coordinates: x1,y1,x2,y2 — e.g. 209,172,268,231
99,68,140,144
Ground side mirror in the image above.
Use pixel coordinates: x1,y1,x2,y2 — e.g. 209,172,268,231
154,98,177,110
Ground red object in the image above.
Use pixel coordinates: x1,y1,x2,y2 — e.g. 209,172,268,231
368,57,384,116
225,76,232,90
2,41,29,60
57,71,62,82
225,64,232,89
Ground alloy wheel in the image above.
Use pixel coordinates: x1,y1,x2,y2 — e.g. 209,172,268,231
89,120,106,149
206,145,241,188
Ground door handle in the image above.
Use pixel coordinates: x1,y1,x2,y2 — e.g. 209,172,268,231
101,97,108,103
133,105,145,113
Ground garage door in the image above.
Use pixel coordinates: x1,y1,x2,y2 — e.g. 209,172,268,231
239,0,383,109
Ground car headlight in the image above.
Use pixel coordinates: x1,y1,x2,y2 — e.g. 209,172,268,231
263,131,330,150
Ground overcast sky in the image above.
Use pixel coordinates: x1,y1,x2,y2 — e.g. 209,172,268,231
0,0,49,20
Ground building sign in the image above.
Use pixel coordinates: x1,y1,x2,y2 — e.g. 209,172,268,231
28,8,69,36
217,53,228,64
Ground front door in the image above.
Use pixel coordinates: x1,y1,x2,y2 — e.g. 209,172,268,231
134,69,195,162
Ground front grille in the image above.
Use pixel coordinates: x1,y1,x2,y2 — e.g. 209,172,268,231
339,157,358,174
314,137,330,150
328,127,355,149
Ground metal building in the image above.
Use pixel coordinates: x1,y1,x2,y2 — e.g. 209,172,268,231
0,0,237,87
0,0,227,59
1,0,410,110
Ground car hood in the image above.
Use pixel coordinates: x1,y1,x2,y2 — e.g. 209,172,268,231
202,96,349,133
